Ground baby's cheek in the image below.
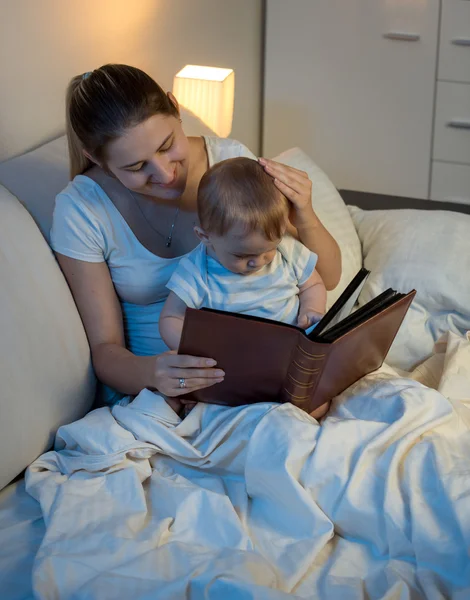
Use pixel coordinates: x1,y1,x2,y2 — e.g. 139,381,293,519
266,251,276,264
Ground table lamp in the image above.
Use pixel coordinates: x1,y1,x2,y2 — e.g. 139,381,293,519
173,65,235,137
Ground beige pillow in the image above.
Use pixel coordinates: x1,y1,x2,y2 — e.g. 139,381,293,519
0,186,95,490
272,147,362,308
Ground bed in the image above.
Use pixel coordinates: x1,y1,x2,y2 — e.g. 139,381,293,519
1,118,470,599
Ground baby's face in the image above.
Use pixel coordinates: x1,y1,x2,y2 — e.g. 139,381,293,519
208,224,282,275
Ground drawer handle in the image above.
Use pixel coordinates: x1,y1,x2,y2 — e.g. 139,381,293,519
447,119,470,130
452,38,470,47
383,32,420,42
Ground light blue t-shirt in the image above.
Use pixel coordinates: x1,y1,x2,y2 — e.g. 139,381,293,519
166,236,318,325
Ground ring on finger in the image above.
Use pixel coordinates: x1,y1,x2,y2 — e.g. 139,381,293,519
179,378,186,389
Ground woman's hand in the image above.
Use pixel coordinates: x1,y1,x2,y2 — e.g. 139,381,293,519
258,157,342,291
258,157,315,229
154,351,225,398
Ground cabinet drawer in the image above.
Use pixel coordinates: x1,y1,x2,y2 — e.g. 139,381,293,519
433,81,470,164
431,161,470,204
438,0,470,83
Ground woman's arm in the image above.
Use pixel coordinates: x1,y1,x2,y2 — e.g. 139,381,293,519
258,158,342,290
289,215,341,292
55,254,224,398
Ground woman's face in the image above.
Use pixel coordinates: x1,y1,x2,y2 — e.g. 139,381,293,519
104,113,190,200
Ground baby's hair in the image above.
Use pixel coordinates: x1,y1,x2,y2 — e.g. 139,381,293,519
197,157,289,241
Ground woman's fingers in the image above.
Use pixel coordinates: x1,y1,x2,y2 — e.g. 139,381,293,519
258,158,312,209
164,351,218,369
272,177,301,201
154,351,224,398
259,158,309,188
172,378,224,396
182,377,224,389
259,157,308,179
171,367,225,379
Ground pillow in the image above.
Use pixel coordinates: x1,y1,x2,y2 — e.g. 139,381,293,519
0,107,216,242
272,148,362,308
349,205,470,370
0,136,69,241
0,185,95,490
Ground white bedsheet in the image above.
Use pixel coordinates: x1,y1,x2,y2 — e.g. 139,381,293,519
0,479,44,599
21,331,470,599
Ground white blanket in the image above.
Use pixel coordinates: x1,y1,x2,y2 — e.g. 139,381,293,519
26,332,470,599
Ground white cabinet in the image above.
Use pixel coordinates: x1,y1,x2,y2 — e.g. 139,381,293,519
432,0,470,205
438,0,470,83
431,161,470,203
263,0,441,199
433,81,470,164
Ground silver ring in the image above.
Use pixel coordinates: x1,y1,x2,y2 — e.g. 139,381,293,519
179,378,186,389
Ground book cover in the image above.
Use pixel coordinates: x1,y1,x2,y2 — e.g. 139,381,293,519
178,269,416,412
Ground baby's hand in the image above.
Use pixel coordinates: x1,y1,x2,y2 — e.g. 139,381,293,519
297,311,324,330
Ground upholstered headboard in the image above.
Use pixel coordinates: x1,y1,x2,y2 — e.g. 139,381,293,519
340,190,470,216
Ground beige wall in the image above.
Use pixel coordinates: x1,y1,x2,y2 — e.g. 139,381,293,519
0,0,262,162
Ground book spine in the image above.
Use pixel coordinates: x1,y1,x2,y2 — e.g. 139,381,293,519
281,336,326,411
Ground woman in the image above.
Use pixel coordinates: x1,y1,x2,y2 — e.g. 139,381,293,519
51,64,341,407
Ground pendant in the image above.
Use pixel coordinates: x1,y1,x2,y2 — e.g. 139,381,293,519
166,234,172,248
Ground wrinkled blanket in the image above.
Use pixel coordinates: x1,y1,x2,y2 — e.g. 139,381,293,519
26,332,470,599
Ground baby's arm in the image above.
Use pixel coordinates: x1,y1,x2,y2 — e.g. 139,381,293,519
159,291,189,351
297,270,327,329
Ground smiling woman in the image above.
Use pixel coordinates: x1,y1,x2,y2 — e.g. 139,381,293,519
106,117,187,197
51,63,341,409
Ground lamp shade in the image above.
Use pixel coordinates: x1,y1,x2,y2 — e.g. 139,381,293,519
173,65,235,138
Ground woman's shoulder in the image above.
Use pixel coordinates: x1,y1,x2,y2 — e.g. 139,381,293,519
203,136,257,166
50,175,112,260
53,174,113,229
56,174,105,210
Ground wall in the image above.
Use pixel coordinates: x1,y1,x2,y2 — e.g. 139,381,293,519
0,0,262,162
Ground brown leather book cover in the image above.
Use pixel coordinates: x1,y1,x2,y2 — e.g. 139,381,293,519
178,285,416,413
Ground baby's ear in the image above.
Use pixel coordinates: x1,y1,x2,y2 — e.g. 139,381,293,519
194,225,211,247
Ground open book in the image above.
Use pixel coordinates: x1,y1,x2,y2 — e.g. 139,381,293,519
178,269,416,413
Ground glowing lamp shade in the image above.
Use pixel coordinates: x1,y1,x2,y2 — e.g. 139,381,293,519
173,65,235,137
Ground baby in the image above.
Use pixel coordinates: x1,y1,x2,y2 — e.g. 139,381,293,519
159,157,329,417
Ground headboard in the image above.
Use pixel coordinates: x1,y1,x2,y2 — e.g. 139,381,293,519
340,190,470,216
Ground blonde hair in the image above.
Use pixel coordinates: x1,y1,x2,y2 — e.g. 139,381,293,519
65,64,179,179
197,157,289,241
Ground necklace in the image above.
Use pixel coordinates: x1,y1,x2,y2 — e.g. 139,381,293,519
129,189,180,248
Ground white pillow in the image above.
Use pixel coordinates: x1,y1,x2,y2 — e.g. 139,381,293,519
0,136,69,241
0,107,216,242
349,205,470,370
0,186,95,490
272,147,362,308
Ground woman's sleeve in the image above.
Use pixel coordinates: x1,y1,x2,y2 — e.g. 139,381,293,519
210,137,258,163
50,190,106,262
235,140,258,160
